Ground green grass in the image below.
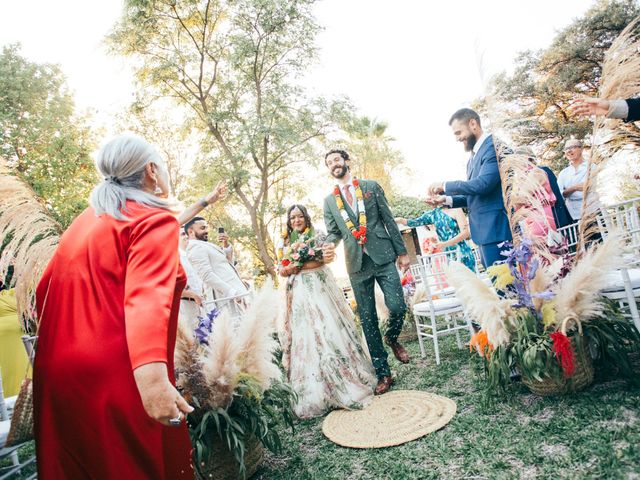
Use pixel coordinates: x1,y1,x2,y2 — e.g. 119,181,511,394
4,337,639,479
255,337,640,480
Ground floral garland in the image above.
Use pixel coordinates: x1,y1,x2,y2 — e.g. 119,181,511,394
334,178,367,245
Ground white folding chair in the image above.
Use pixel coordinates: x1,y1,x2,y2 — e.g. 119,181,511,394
410,251,473,365
597,198,640,332
557,221,580,254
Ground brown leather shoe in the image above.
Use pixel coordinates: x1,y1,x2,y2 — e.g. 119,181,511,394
385,338,410,364
374,375,394,395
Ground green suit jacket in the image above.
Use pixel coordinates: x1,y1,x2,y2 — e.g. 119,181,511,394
323,179,407,275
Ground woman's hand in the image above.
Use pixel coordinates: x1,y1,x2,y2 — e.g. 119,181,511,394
133,362,194,426
394,217,408,226
205,181,227,204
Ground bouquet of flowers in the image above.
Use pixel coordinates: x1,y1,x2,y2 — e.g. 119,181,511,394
278,227,326,269
445,234,640,396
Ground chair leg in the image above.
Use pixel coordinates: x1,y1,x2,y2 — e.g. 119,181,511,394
431,313,440,365
455,324,462,349
414,313,426,358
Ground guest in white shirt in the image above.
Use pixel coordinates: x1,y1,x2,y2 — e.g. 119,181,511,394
178,230,205,328
184,217,249,317
557,138,588,221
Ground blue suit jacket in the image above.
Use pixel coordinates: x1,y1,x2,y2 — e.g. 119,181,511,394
626,98,640,122
444,135,512,246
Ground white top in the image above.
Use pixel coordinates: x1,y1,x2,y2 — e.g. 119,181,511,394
557,160,588,220
179,249,204,296
186,239,248,299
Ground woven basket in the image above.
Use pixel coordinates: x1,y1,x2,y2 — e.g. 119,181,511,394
199,433,264,480
522,338,594,396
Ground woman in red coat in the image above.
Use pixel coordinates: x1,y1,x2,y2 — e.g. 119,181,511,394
34,135,194,479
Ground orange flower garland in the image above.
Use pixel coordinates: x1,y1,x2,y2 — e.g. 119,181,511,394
334,178,367,245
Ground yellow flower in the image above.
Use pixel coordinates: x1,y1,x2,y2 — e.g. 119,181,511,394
541,300,557,328
486,263,514,290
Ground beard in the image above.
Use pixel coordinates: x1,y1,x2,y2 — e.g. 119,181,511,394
463,133,477,152
330,164,348,179
195,231,208,241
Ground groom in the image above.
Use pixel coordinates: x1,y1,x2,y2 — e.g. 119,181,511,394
322,149,410,395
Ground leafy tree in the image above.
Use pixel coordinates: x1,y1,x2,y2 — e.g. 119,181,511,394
388,195,425,220
109,0,346,277
484,0,640,172
341,115,405,197
0,44,98,228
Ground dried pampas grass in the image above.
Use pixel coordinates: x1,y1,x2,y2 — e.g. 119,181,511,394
0,159,61,331
554,231,626,330
579,17,640,251
233,280,282,389
444,261,513,346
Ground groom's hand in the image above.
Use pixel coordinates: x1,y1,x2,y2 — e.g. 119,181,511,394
396,253,410,271
322,242,336,263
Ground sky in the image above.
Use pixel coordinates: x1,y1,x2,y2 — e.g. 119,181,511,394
1,0,596,196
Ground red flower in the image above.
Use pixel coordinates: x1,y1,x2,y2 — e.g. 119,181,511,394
281,259,291,267
333,186,340,196
364,191,372,200
550,331,575,377
352,178,359,187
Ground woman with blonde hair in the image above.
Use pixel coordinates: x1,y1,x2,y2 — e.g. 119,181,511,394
34,134,194,479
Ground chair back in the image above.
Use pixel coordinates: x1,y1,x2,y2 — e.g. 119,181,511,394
597,197,640,265
411,251,459,301
557,221,580,253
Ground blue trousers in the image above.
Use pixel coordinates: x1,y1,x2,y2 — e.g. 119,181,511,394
479,241,510,269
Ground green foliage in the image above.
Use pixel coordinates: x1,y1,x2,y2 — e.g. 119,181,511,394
189,377,296,479
109,0,348,277
485,0,640,173
388,194,426,219
0,44,98,228
339,115,406,196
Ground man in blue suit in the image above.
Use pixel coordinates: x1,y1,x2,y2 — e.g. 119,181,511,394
428,108,512,268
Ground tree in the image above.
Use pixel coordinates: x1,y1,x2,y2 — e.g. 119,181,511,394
484,0,640,172
109,0,346,278
0,44,98,228
341,115,405,197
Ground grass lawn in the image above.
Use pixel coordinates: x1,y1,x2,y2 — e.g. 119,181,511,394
4,337,639,479
256,337,640,480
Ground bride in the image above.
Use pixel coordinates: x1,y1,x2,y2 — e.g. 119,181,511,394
277,204,376,419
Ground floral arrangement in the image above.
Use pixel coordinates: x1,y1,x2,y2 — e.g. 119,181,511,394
277,227,325,269
334,178,367,245
445,234,640,395
175,282,296,478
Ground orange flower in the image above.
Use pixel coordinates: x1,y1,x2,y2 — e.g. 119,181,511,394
469,330,493,358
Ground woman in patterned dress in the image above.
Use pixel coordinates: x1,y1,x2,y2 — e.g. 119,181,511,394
277,204,376,419
396,207,476,272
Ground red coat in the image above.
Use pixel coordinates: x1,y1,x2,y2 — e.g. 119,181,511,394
34,202,193,479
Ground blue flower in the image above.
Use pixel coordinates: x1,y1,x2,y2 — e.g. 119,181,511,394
195,307,220,345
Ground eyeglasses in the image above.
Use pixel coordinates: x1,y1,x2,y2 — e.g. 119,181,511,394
564,146,581,152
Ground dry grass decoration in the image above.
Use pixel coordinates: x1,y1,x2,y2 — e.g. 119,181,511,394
175,281,296,479
0,159,61,333
579,17,640,251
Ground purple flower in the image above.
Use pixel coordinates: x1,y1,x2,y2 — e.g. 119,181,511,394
195,307,220,345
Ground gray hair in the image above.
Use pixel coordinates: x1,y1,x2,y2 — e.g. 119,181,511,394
90,134,175,220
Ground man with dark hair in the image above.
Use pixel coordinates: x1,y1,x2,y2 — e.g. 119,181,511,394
322,148,410,396
185,217,248,313
428,108,512,268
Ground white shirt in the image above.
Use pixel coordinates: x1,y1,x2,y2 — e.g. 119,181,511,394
186,239,248,299
179,249,204,296
557,160,588,220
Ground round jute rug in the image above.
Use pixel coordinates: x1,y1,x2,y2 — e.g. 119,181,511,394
322,390,456,448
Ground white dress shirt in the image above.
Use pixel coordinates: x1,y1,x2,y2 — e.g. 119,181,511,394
179,248,204,296
557,160,588,220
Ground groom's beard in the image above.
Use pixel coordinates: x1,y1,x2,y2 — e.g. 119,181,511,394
330,164,348,179
463,133,477,152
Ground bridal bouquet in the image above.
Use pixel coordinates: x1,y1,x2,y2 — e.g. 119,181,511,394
445,234,640,396
279,227,326,269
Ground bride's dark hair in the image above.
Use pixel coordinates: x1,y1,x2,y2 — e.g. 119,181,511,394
286,204,313,235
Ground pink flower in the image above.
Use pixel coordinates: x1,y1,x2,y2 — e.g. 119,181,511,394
308,249,315,256
292,253,300,260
